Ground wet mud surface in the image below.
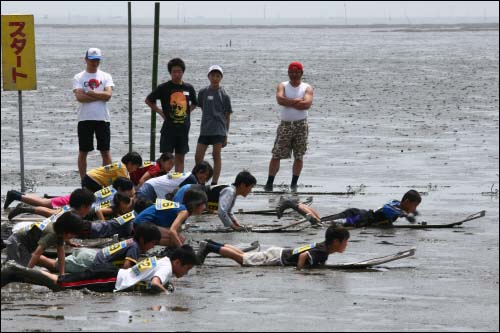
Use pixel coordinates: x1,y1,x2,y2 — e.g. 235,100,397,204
1,25,499,331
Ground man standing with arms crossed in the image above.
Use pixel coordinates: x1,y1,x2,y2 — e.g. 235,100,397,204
73,48,114,181
264,62,314,192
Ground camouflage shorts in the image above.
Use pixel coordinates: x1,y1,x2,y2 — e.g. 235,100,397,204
271,119,308,160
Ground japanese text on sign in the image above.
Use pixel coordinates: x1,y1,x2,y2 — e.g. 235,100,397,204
1,15,37,90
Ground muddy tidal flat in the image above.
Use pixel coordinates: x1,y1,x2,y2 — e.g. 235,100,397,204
1,24,499,331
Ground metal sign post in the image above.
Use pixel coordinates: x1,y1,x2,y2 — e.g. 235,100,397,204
150,2,160,161
1,14,37,192
18,91,25,192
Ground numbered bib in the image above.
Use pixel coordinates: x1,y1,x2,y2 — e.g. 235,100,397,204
96,200,112,211
95,186,115,200
114,211,135,225
24,205,70,232
207,202,218,211
292,243,316,255
104,162,123,172
167,172,184,180
26,218,51,232
134,281,153,291
132,256,158,276
155,199,180,211
102,240,129,257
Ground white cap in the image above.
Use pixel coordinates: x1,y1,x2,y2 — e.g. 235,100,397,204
208,65,223,76
85,48,102,60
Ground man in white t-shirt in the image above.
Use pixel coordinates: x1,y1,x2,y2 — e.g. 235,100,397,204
73,47,115,180
264,61,314,193
1,245,198,295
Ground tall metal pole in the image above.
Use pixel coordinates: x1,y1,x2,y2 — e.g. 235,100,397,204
150,2,160,161
128,1,133,152
344,3,347,25
18,90,26,192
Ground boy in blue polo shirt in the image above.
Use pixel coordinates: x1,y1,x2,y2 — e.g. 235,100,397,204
134,188,208,247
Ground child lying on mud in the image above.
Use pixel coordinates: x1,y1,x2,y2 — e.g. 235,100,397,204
276,189,422,227
134,188,208,247
1,245,197,294
5,177,135,221
196,225,349,270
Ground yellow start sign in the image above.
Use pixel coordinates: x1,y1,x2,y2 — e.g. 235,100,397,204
1,14,37,91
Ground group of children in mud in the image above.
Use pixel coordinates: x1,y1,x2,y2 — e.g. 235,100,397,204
1,149,422,294
0,52,425,294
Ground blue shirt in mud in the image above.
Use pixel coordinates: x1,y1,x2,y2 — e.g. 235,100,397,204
372,200,405,225
173,184,193,203
133,200,187,228
338,200,406,227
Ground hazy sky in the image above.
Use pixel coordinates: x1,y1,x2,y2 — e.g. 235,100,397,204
1,1,499,24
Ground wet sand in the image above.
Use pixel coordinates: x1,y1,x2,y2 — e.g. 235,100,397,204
1,25,499,331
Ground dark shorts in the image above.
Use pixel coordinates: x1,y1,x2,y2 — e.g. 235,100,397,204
57,264,119,292
78,120,111,152
81,175,103,192
91,219,134,239
160,123,189,154
329,208,375,227
197,135,225,146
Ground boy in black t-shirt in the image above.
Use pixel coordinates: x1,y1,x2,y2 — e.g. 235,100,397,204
196,226,350,270
145,58,197,173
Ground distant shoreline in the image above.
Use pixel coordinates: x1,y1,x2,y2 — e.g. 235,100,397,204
36,22,499,31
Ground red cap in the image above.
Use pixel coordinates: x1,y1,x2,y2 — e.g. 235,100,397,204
288,61,303,72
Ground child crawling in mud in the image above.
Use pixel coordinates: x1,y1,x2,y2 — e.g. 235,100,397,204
133,188,208,247
4,188,145,273
4,177,135,221
276,189,422,228
196,225,350,270
4,211,85,275
1,245,197,294
42,222,162,274
173,170,257,231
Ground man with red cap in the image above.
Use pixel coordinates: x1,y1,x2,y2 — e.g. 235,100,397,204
264,61,314,192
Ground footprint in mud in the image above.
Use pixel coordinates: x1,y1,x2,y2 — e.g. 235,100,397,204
170,306,190,312
24,314,65,320
297,271,326,276
377,241,394,245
